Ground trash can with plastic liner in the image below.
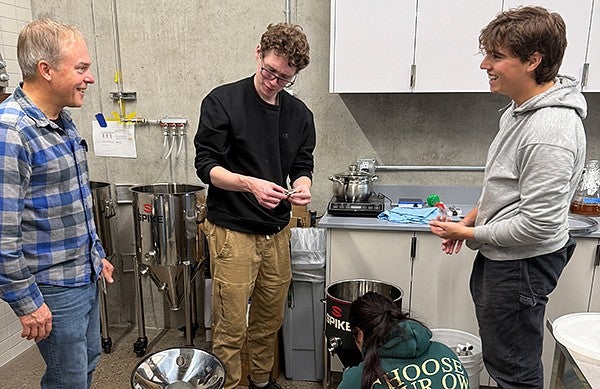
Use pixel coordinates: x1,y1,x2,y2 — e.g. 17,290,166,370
282,227,326,381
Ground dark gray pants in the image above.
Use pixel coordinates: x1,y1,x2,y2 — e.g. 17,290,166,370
470,237,576,389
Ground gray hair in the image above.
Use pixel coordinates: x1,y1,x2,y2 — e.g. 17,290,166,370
17,19,84,82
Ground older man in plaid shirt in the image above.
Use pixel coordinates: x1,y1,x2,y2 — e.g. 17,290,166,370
0,19,114,388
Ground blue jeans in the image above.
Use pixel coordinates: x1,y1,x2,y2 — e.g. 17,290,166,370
470,237,576,389
37,281,101,389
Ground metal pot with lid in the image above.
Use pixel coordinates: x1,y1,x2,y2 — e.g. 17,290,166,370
328,165,378,203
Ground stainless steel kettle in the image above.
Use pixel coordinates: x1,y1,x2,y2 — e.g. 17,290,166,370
328,165,378,202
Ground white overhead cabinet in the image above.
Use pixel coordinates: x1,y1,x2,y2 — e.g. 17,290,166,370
330,0,600,92
503,1,593,87
412,2,500,92
329,0,417,93
329,0,501,93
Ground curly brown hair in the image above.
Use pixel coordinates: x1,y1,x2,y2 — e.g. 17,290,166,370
260,23,310,72
479,6,567,84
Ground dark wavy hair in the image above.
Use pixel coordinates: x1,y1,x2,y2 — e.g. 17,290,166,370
479,6,567,84
348,292,414,389
259,23,310,72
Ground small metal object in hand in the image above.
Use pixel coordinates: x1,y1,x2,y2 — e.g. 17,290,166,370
284,188,297,197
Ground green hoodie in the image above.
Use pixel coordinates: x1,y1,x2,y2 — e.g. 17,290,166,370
337,321,470,389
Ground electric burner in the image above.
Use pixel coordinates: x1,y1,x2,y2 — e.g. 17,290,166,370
327,195,385,217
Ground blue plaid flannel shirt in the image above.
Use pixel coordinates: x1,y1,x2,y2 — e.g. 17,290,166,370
0,86,106,316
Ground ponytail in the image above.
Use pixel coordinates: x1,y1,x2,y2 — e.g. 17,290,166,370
348,292,409,389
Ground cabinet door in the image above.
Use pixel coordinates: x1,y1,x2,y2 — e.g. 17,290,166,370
584,1,600,91
326,229,413,311
329,0,416,93
413,1,502,92
503,1,593,84
410,233,479,334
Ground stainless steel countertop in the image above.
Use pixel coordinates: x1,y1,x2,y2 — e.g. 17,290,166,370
318,185,600,238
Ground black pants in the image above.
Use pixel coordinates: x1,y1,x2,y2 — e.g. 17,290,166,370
470,237,576,389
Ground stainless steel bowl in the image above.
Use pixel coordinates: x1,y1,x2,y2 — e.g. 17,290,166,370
131,347,225,389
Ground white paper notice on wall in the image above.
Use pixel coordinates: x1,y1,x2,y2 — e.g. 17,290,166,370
92,121,137,158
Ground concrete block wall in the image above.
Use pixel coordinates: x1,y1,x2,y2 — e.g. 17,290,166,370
0,0,30,93
0,0,33,368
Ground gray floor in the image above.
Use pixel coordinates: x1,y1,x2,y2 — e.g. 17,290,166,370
0,325,328,388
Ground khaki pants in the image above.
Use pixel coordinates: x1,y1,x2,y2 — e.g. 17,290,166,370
202,220,292,388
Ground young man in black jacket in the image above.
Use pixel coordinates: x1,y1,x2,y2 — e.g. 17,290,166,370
194,23,315,389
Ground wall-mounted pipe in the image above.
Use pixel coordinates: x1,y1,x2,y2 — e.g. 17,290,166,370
284,0,292,23
110,0,127,119
104,2,188,142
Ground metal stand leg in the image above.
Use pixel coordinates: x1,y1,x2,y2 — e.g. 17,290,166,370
191,273,198,330
99,291,112,353
184,262,194,346
133,259,148,356
323,333,331,389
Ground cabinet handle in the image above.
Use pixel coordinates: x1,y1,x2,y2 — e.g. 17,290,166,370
410,64,417,89
410,235,417,259
595,243,600,267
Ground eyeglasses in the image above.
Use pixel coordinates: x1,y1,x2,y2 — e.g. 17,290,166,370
260,60,297,88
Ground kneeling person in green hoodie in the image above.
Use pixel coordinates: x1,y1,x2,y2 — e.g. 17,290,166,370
337,292,470,389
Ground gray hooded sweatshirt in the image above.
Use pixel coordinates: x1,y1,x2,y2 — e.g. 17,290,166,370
467,75,587,260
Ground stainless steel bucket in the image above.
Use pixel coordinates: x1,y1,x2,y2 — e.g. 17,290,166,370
130,183,206,310
325,279,403,368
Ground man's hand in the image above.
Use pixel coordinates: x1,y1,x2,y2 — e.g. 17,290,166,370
19,303,52,342
288,177,312,206
429,219,473,255
101,258,114,283
246,177,288,209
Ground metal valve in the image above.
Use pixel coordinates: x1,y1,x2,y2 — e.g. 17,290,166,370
139,264,149,276
144,250,156,261
103,199,116,218
328,337,343,354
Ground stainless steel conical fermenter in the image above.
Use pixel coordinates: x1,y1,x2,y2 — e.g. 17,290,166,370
90,181,116,354
130,183,206,356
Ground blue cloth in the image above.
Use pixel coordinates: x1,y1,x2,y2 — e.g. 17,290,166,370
0,86,106,316
378,206,442,224
37,281,101,388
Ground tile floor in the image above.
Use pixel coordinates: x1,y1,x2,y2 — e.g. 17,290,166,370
0,325,330,388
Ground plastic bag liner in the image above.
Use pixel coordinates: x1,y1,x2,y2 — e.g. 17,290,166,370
290,227,326,282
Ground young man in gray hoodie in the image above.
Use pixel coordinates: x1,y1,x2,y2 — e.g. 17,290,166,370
430,6,586,388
